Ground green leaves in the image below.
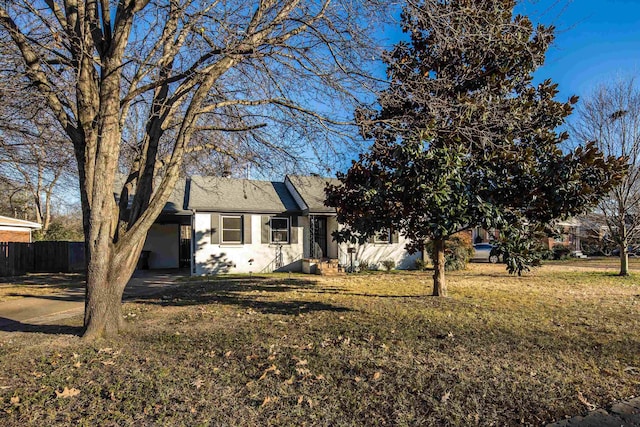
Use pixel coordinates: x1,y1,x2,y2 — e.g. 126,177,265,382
326,0,626,276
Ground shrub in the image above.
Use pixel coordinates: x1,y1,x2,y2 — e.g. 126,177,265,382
381,259,395,271
358,260,379,272
414,258,426,271
552,244,571,260
426,232,474,271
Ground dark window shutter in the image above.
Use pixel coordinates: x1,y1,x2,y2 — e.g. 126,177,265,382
391,230,399,244
210,213,220,244
290,216,298,244
261,215,270,244
243,215,252,244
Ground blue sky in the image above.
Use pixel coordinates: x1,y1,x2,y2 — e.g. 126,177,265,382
517,0,640,102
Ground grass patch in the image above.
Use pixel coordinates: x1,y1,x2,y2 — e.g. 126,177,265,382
1,264,639,425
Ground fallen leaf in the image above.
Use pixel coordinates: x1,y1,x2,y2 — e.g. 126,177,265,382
98,348,113,354
192,379,204,389
577,391,596,411
296,367,311,376
259,365,280,381
73,362,82,368
56,387,80,398
315,374,325,381
101,360,115,366
224,351,233,358
297,395,304,405
373,371,382,381
354,376,362,383
307,397,314,408
441,391,451,403
10,396,19,405
267,355,276,361
261,396,276,408
296,359,308,366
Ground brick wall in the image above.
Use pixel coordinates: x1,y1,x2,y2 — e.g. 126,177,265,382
0,230,31,243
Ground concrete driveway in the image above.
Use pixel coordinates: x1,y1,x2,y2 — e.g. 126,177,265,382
0,270,187,332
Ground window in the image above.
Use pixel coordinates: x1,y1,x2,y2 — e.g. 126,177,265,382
373,229,391,244
271,217,289,243
221,216,243,244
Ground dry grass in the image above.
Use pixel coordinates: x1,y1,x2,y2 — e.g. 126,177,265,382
0,263,639,426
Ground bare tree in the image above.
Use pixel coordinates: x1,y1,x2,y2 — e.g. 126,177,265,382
0,0,387,338
0,106,76,234
0,38,76,233
572,77,640,276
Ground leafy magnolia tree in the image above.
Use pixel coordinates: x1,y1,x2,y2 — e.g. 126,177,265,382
0,0,387,338
326,0,625,296
572,77,640,276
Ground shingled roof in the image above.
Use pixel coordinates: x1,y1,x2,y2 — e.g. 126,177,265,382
285,175,340,214
114,176,189,215
187,176,300,213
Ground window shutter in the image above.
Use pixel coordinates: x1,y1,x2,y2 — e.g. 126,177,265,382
243,215,252,244
210,213,220,244
290,216,298,244
261,215,270,244
391,230,399,244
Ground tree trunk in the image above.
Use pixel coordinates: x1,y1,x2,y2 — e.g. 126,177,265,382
619,243,629,276
83,273,126,339
83,237,143,339
432,238,447,296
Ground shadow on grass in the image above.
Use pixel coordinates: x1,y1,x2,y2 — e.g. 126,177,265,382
0,317,83,335
5,290,85,302
131,277,352,315
0,273,85,288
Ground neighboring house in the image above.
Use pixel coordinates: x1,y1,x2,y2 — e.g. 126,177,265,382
138,175,420,274
0,215,42,242
472,218,583,252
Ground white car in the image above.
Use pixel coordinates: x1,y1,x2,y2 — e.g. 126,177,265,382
472,243,500,263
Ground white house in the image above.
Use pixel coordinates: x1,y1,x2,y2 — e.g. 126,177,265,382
139,175,420,274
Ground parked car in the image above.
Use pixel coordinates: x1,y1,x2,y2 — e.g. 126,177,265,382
472,243,501,263
611,246,640,257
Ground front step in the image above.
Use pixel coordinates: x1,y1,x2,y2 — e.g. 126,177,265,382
316,259,343,276
572,251,588,259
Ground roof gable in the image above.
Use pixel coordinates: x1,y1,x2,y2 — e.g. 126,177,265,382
285,175,340,214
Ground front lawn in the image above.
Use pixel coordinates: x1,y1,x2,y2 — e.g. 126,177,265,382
1,264,639,426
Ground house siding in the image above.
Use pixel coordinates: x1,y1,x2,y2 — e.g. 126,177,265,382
194,212,304,274
336,235,420,270
143,223,180,269
0,228,32,243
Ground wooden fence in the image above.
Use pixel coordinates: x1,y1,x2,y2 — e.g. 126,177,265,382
0,241,85,277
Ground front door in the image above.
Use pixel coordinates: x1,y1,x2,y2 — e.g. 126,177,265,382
310,216,327,259
179,224,191,268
